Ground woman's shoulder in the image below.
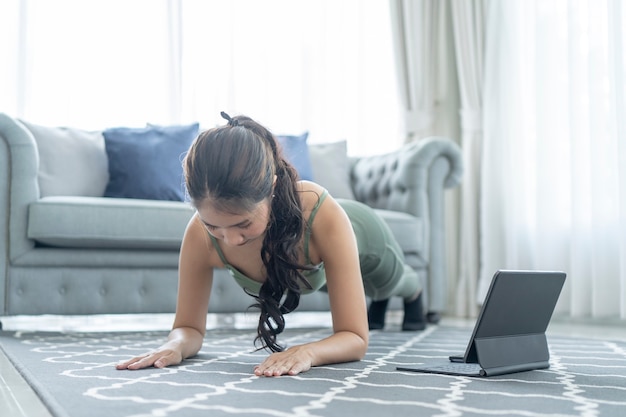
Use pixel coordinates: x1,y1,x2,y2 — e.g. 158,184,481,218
297,179,325,193
181,213,223,268
297,180,328,210
297,180,348,226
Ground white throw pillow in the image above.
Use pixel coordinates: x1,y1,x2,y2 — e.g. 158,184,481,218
308,140,355,200
19,120,109,197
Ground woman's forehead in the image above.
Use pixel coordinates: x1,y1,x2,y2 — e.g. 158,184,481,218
197,198,268,222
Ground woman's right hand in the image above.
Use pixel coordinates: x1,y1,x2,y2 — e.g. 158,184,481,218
115,216,214,371
115,347,184,370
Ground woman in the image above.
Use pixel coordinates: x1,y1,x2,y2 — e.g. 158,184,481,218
116,113,425,377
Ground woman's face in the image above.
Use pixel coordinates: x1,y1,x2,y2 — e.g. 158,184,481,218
196,198,271,247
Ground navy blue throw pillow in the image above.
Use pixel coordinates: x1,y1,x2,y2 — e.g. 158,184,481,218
275,132,313,181
103,123,199,201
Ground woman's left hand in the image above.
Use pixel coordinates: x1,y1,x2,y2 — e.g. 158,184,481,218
254,345,315,377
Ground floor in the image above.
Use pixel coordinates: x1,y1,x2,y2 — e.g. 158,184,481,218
1,312,626,417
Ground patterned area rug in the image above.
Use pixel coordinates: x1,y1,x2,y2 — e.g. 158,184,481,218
1,325,625,417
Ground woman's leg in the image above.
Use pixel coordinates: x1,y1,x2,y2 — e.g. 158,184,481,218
367,299,389,330
338,199,425,330
364,256,426,330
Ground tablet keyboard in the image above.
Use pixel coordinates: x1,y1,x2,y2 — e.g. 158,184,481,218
397,362,483,376
423,363,482,375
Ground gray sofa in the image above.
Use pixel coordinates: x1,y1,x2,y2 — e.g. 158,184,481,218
0,113,462,323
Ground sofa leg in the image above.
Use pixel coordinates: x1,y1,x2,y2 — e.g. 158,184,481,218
426,312,441,324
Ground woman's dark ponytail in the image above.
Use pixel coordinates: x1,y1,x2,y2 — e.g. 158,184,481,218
251,138,313,353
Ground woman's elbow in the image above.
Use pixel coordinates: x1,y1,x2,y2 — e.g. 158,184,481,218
353,332,369,360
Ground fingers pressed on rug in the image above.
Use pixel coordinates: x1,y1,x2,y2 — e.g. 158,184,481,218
115,350,182,370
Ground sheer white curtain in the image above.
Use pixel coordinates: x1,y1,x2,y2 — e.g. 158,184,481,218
481,0,626,319
0,0,175,128
388,0,461,314
0,0,402,155
450,0,486,318
178,0,403,154
388,0,458,143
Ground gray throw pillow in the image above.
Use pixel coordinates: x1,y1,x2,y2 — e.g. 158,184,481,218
19,120,109,197
308,140,355,200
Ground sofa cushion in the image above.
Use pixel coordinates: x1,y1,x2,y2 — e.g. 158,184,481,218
28,196,195,249
373,209,424,256
308,141,355,200
276,132,313,181
18,119,109,198
103,123,199,201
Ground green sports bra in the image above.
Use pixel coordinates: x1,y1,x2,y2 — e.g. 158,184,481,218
208,190,329,295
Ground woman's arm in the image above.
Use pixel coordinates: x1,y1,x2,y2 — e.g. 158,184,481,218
116,214,214,370
254,184,369,376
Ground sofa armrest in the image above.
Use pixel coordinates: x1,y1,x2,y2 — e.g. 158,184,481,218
350,137,462,311
350,136,462,215
0,114,40,265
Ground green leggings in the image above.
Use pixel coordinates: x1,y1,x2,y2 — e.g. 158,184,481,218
338,199,422,301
